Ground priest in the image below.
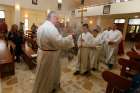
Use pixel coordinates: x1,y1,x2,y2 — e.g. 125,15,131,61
32,11,74,93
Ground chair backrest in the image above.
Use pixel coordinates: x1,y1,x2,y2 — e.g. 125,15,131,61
102,71,132,93
135,42,140,49
119,58,140,77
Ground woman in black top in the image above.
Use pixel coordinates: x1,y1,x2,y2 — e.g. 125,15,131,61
8,24,23,62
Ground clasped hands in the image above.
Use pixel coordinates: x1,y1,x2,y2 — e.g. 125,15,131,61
108,41,115,45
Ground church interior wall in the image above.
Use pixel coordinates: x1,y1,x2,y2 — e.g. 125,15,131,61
0,4,14,30
0,4,47,30
20,8,46,29
75,0,140,17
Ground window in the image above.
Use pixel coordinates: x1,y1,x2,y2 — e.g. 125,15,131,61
0,10,5,18
113,0,129,3
116,0,121,3
114,19,125,23
24,18,29,31
124,0,128,2
129,19,140,25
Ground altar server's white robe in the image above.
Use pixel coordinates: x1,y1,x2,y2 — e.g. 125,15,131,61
99,30,110,63
76,32,93,73
90,33,103,70
32,20,74,93
105,30,122,64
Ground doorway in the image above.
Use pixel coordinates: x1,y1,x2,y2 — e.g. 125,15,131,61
126,18,140,42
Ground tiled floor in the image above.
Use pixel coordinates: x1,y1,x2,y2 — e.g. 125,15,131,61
1,56,126,93
1,42,132,93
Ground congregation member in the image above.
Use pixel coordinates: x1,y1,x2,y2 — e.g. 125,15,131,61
7,24,23,62
74,23,93,75
32,11,75,93
31,23,38,37
0,19,8,39
105,24,122,69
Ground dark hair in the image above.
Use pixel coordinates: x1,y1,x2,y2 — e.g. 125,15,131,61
82,23,89,29
113,23,118,29
10,24,18,32
93,29,99,32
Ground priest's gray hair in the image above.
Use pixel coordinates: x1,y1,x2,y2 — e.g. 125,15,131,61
47,11,58,20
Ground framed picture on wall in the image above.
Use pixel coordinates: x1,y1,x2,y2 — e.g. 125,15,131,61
32,0,38,5
103,5,111,14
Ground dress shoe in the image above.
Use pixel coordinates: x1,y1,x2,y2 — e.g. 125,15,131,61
73,71,80,75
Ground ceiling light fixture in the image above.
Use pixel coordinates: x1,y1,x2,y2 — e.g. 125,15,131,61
58,0,62,10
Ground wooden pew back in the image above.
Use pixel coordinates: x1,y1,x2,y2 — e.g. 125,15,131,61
119,58,140,78
0,40,14,78
102,71,132,93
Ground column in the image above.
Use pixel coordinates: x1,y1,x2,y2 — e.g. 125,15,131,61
14,3,21,26
123,19,128,40
97,16,101,26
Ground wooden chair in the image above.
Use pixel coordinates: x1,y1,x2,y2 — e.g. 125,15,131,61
127,51,140,61
22,42,37,69
119,58,140,78
102,71,132,93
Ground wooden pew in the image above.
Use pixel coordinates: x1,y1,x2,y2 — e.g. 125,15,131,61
119,58,140,78
22,42,37,69
0,40,14,78
103,58,140,93
102,71,132,93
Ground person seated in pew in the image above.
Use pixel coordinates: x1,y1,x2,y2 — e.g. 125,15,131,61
7,24,24,62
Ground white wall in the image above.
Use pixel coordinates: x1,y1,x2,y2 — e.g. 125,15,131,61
0,0,76,16
110,0,140,14
75,5,103,17
75,0,140,17
0,0,14,6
